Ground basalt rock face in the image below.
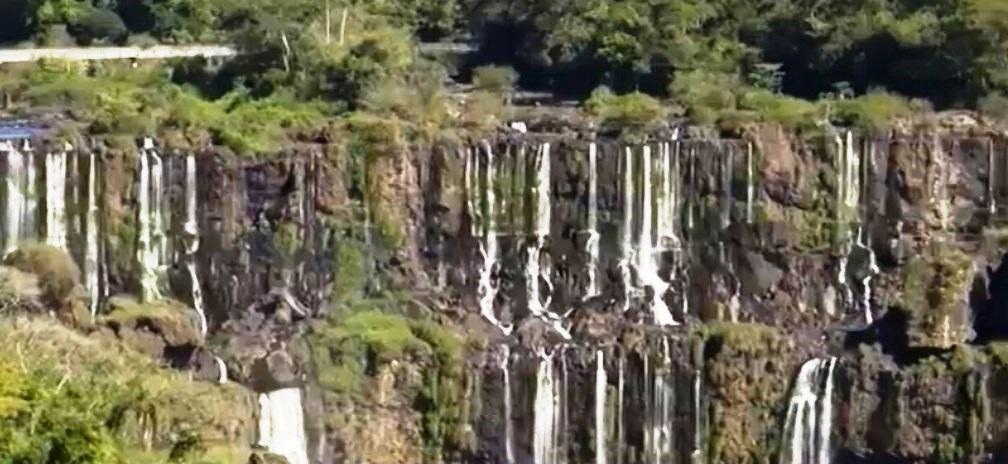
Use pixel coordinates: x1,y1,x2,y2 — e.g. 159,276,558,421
8,115,1008,463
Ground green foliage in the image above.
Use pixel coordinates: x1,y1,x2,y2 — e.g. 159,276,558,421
472,65,517,94
829,91,916,131
67,7,128,45
0,316,254,462
309,302,467,458
979,93,1008,121
898,243,973,347
583,87,667,132
3,243,80,308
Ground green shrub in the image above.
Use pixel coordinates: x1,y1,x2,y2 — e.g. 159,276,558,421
831,90,915,131
583,87,667,131
980,93,1008,121
472,65,518,94
68,8,128,46
3,244,80,307
737,88,820,129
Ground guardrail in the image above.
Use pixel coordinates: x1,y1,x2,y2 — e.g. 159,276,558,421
0,45,237,64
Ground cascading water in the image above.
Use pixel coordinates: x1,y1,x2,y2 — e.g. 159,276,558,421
214,356,228,384
526,143,551,317
619,146,634,312
500,346,515,464
533,349,563,464
44,149,67,249
856,226,880,324
585,142,600,299
779,358,837,464
257,388,310,464
637,145,677,326
746,142,755,223
595,350,607,464
23,144,36,240
137,139,166,302
3,141,25,254
183,154,207,336
469,144,510,334
645,338,675,463
85,153,100,316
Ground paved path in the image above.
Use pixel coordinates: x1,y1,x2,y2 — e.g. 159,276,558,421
0,45,237,63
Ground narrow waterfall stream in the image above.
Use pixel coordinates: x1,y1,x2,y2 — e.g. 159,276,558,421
4,141,26,254
526,143,551,318
214,356,228,384
183,154,207,336
585,142,600,299
595,350,607,464
84,153,100,316
779,358,837,464
257,388,309,464
645,338,675,463
137,140,165,302
24,146,36,240
471,143,508,334
44,150,67,249
500,346,515,464
533,349,562,464
619,147,634,312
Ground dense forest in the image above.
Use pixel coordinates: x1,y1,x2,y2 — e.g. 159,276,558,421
0,0,1006,138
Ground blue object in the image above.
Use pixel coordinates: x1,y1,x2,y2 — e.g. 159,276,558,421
0,120,41,140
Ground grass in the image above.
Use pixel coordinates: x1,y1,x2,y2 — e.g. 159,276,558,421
0,316,255,461
583,87,668,133
309,300,467,458
0,62,329,157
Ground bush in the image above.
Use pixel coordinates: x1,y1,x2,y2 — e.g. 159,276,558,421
472,65,518,94
980,93,1008,121
831,90,915,131
583,87,667,131
3,244,80,307
68,8,129,46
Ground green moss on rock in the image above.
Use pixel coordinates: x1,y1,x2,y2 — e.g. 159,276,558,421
897,244,973,348
696,323,792,464
309,302,468,462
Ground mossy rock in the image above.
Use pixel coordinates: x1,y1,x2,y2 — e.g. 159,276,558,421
102,295,201,348
0,316,255,460
248,451,290,464
697,323,792,464
897,244,973,348
3,243,81,308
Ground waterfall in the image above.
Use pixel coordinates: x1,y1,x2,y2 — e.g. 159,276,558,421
616,355,625,464
637,145,677,326
44,150,67,249
526,143,551,317
24,145,36,240
470,144,509,334
595,350,607,464
85,153,100,316
137,141,163,302
619,146,634,312
500,346,515,464
856,227,879,324
692,368,702,460
3,141,25,254
658,141,679,249
257,388,309,464
746,142,755,223
214,356,228,384
645,338,674,463
779,358,837,464
585,142,600,298
533,350,562,464
183,154,207,336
